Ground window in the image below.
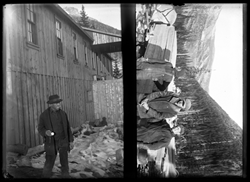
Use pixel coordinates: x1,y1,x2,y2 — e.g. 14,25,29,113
101,60,104,72
109,61,113,74
72,32,78,61
56,20,63,56
99,58,102,72
105,58,108,71
89,49,92,68
26,4,37,45
85,46,88,66
92,53,96,70
106,59,110,72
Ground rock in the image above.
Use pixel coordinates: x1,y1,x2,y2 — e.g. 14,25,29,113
89,117,108,127
26,144,44,157
31,161,44,169
116,120,123,127
116,127,123,140
109,131,119,139
115,148,123,166
71,126,83,136
83,131,96,136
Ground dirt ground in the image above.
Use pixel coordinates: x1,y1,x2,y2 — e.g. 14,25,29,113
7,163,123,178
7,166,43,178
6,124,124,178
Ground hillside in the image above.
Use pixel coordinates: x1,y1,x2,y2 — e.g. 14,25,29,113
175,4,221,92
62,7,121,35
174,76,242,177
180,4,222,92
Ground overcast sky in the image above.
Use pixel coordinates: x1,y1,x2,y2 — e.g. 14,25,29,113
58,4,121,30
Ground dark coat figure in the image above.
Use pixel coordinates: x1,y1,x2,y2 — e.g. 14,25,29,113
136,57,185,94
137,118,174,150
137,91,191,120
38,94,73,178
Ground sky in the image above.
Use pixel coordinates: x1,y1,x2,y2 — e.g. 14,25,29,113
58,4,121,30
209,4,243,128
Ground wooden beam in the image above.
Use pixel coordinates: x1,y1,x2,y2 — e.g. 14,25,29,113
92,41,121,53
81,26,121,38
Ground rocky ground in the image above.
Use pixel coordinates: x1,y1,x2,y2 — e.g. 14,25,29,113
6,123,123,178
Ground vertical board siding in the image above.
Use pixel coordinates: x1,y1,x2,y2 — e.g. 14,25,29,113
7,72,94,147
6,5,113,148
89,31,121,45
16,71,25,145
93,79,123,123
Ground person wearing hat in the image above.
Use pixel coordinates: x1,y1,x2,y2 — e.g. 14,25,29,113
137,57,186,94
38,94,74,178
137,90,191,121
137,118,184,151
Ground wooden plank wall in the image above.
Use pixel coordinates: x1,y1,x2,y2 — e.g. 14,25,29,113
6,72,93,147
5,5,96,148
92,32,121,45
92,79,123,123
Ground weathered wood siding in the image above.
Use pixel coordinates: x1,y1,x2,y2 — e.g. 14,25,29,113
92,79,123,123
84,29,120,79
84,29,121,45
5,4,113,147
93,32,121,44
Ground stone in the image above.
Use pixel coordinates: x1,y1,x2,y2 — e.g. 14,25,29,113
26,144,44,157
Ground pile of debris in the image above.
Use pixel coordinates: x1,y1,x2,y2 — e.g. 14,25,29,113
7,120,124,178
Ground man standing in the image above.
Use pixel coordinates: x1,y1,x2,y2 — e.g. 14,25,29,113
137,90,191,120
137,57,186,94
38,94,74,178
137,118,184,151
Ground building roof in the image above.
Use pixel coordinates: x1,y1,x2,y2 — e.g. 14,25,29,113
81,26,121,38
49,4,94,43
50,4,118,61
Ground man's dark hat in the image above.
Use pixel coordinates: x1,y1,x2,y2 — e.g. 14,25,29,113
47,94,62,104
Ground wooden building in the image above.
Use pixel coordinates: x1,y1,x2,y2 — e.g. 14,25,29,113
82,26,122,80
4,4,120,148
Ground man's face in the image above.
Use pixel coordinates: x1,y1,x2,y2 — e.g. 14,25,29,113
50,102,61,111
172,126,181,135
175,99,185,109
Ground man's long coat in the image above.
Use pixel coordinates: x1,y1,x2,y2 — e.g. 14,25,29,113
38,108,73,155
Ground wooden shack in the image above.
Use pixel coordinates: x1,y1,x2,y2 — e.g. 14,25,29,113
4,4,119,148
